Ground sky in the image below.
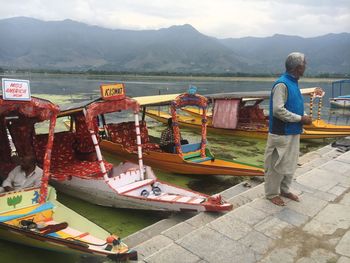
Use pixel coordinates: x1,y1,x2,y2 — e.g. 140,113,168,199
0,0,349,38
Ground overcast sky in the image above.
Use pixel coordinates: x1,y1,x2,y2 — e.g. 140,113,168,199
0,0,349,38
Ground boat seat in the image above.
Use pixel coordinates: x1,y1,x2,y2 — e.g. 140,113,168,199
106,121,161,152
187,156,213,163
0,202,54,223
180,143,213,163
115,178,155,194
33,132,113,180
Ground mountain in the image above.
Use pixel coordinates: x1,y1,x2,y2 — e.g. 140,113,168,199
0,17,349,74
219,33,350,74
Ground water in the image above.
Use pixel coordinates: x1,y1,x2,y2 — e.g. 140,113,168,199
0,73,344,262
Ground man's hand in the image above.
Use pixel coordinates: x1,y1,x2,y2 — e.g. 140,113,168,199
4,186,14,192
301,115,312,125
314,87,325,97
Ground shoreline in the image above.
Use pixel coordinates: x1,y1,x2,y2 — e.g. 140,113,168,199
0,73,341,83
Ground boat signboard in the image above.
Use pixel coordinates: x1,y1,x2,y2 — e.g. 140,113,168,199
100,83,125,100
1,78,31,101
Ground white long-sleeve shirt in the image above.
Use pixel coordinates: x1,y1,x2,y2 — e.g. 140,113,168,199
2,166,43,190
272,83,302,123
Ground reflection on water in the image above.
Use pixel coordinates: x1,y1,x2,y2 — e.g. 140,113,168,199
0,74,344,262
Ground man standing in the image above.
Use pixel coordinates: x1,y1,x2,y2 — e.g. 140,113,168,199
264,52,321,206
0,155,42,193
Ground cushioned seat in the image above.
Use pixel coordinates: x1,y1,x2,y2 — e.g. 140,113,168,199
106,121,161,152
33,131,113,180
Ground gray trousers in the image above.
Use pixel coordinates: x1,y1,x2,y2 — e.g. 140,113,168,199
264,133,300,199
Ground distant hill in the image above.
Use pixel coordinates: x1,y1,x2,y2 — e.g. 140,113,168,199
0,17,349,75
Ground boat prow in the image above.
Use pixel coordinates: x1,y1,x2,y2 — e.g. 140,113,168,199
0,187,137,261
59,161,233,212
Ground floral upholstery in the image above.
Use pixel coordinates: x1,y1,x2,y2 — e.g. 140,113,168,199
33,131,113,180
239,106,267,123
74,113,99,153
33,131,75,165
106,121,160,152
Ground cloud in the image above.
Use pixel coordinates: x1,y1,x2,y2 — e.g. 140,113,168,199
0,0,348,38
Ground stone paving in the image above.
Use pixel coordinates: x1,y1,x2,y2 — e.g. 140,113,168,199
129,145,350,263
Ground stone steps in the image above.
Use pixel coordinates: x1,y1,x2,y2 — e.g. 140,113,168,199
126,144,341,262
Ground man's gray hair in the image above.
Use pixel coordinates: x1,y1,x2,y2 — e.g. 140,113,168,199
285,52,305,72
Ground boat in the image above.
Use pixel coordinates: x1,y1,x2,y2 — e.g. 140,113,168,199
101,89,264,176
0,94,136,261
329,79,350,109
138,88,350,139
54,83,232,212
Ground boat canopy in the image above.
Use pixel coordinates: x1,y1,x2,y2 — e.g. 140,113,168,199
133,88,319,107
205,87,319,100
58,95,144,179
171,93,208,157
134,94,181,106
0,95,59,121
0,95,59,203
331,79,350,98
59,97,139,130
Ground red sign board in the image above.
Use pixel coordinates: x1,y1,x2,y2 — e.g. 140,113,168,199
2,78,31,101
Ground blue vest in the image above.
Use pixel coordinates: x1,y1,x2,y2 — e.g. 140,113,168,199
269,73,304,135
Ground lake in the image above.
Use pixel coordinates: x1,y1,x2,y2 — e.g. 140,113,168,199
0,73,346,262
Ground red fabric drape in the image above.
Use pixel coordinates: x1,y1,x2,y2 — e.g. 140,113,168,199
0,117,12,163
212,99,240,129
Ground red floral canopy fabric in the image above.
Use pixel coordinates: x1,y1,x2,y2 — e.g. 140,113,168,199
0,96,59,203
0,96,59,121
83,97,139,130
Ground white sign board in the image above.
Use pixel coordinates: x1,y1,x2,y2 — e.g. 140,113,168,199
2,78,31,101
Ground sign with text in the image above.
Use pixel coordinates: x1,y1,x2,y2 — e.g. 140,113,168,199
2,78,31,101
100,83,125,100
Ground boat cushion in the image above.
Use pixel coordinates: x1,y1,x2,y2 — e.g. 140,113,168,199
106,121,161,152
34,131,75,165
239,105,266,123
181,143,201,153
33,132,113,180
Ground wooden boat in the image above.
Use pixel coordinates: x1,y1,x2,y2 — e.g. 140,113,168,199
0,95,136,261
101,91,264,177
329,79,350,109
137,88,350,139
54,83,232,212
181,106,350,135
